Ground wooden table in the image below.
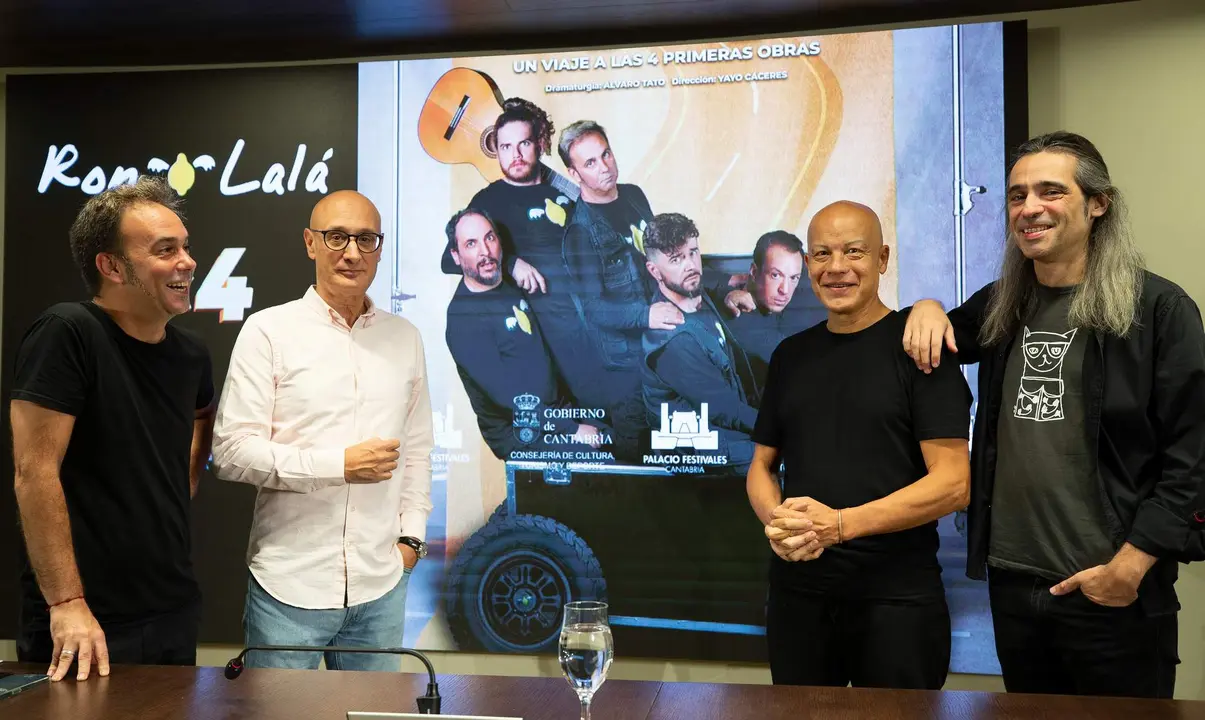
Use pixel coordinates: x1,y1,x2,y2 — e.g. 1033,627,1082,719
4,663,1204,719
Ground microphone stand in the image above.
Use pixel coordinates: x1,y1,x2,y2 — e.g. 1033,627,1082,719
225,644,441,714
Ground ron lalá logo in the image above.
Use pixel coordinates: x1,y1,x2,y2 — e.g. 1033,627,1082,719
37,139,335,197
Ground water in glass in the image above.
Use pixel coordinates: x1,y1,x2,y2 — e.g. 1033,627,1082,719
559,601,613,720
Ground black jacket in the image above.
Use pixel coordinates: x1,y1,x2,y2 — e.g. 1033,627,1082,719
950,271,1205,614
562,185,657,370
562,184,740,371
641,288,760,471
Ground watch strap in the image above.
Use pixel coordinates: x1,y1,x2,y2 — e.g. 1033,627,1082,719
398,536,427,557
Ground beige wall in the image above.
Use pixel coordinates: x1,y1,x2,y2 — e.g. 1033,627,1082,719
2,0,1205,698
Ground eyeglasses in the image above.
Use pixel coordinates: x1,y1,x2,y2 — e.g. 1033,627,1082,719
308,228,384,253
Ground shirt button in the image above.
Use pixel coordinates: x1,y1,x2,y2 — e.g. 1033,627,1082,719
351,506,357,512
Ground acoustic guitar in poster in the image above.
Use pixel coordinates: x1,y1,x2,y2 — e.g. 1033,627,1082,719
417,67,579,200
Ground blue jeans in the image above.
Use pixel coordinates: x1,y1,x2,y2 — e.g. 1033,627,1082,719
243,569,411,671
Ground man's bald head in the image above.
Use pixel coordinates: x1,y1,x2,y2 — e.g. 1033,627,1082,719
304,189,383,300
804,200,890,320
806,200,883,252
309,190,381,232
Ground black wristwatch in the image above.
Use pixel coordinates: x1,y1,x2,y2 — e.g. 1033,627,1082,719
398,536,428,559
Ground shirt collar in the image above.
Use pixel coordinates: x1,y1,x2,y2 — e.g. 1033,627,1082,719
304,285,377,328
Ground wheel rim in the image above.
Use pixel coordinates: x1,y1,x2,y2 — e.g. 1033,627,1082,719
476,549,571,651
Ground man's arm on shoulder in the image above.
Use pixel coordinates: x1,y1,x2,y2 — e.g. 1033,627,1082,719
399,329,435,542
1129,293,1205,563
904,282,995,370
948,282,993,358
11,400,84,605
210,318,346,493
702,268,743,297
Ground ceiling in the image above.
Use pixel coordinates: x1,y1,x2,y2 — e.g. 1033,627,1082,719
0,0,1125,68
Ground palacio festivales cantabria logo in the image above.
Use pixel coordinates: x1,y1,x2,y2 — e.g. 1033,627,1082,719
36,139,336,324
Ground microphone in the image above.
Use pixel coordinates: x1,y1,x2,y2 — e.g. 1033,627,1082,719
225,645,441,714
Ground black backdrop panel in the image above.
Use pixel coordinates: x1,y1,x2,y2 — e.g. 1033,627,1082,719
2,65,358,642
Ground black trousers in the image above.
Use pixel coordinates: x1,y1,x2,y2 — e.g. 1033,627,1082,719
766,588,951,689
988,567,1178,698
17,598,201,669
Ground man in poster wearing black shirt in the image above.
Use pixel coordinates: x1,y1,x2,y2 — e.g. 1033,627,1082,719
640,213,759,475
11,177,215,681
439,98,601,412
747,200,971,689
560,121,746,461
559,120,661,458
720,230,824,380
445,208,609,460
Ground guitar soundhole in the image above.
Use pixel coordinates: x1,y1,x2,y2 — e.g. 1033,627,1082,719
481,125,498,159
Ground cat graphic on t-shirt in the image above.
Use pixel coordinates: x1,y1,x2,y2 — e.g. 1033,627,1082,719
1014,327,1077,422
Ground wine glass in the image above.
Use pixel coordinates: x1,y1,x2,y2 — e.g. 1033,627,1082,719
559,600,614,720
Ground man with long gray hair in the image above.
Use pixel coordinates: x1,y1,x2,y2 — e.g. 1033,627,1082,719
902,131,1205,698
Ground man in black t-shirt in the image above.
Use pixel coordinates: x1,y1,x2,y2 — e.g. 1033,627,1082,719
11,177,215,682
444,208,609,460
640,213,760,475
718,230,826,382
747,200,971,689
558,120,661,459
437,98,601,416
438,99,575,289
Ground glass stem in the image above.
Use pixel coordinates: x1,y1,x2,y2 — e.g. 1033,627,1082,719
580,695,591,720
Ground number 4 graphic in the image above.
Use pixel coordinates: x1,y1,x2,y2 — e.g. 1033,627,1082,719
195,247,254,322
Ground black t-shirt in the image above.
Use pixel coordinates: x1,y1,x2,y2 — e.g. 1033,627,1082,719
726,302,825,385
586,185,652,252
751,309,972,600
440,179,576,288
649,298,759,433
990,284,1114,580
12,302,214,627
445,279,579,458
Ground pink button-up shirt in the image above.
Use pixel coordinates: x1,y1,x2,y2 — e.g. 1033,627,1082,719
212,286,433,609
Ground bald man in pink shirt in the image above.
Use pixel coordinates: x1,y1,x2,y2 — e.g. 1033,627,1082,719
212,190,433,671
